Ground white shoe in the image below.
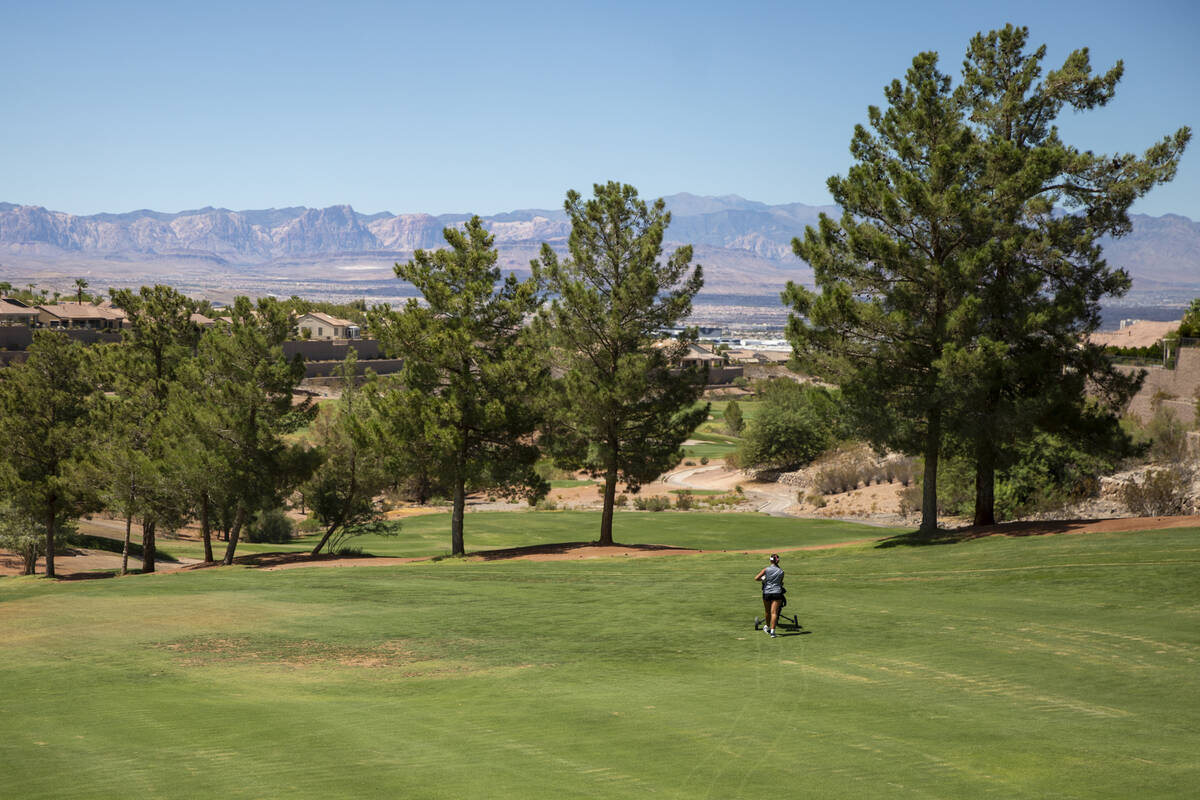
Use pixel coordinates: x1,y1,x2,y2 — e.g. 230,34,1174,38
763,626,771,635
769,629,776,637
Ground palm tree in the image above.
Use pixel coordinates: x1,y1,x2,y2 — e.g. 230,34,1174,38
74,278,89,304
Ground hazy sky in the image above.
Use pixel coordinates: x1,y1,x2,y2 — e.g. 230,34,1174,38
3,0,1197,218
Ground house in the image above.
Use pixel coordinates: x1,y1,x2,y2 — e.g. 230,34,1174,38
296,312,360,340
36,302,128,330
0,298,40,327
675,342,726,369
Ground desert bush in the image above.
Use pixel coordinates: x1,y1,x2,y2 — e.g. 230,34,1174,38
245,509,295,543
674,491,695,510
811,444,876,495
803,492,826,508
633,495,671,512
897,485,922,517
1121,468,1190,516
614,493,628,507
297,517,322,533
535,498,558,511
1145,405,1190,462
700,456,709,465
883,456,916,486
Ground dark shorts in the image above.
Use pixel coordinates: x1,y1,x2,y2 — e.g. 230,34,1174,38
762,592,784,605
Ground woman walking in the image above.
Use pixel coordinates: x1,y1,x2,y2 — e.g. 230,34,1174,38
755,553,785,638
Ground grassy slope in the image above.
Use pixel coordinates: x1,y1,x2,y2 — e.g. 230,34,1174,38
151,511,885,562
2,523,1197,798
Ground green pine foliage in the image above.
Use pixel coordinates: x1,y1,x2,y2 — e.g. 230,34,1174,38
0,332,98,577
533,182,708,545
788,25,1189,532
371,216,547,556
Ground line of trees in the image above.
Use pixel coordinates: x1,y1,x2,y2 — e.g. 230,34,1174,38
0,182,708,573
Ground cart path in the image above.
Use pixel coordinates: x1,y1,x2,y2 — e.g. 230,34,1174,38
662,463,800,517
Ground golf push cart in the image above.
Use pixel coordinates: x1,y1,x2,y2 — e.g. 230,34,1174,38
754,612,803,632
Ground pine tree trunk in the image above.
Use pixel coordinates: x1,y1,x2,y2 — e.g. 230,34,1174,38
448,439,468,556
222,506,247,566
142,519,156,573
451,479,466,556
599,464,618,546
919,411,941,536
121,511,132,575
44,502,56,578
973,442,996,527
201,492,213,563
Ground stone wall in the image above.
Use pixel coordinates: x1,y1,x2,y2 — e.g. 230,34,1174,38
1119,345,1200,426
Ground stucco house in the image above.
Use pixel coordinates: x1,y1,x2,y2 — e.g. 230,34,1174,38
0,298,40,327
296,311,360,340
36,302,128,330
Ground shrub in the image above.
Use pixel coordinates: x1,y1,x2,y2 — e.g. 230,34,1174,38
897,485,922,516
736,382,847,470
803,492,826,509
633,495,670,511
535,498,558,511
245,509,295,543
811,444,876,495
1145,405,1189,462
297,517,322,533
614,493,629,507
700,456,709,465
674,491,694,510
1122,468,1190,516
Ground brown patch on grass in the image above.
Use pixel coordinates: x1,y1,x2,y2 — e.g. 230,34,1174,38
157,635,436,670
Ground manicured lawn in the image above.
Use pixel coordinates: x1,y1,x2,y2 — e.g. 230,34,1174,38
148,511,888,563
2,523,1197,798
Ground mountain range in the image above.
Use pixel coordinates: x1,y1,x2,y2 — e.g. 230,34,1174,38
1,195,1196,298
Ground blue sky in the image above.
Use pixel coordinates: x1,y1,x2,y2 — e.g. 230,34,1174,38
3,0,1197,218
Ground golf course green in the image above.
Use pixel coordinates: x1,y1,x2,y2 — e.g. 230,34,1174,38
2,514,1197,798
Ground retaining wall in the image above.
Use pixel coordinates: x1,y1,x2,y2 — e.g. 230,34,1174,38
1118,346,1200,426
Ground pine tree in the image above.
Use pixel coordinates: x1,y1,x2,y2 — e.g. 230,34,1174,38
0,332,98,577
177,297,318,565
946,24,1190,524
533,182,708,545
372,216,547,556
788,53,983,535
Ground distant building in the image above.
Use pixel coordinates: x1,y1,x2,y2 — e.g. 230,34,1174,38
36,302,128,330
0,298,39,327
296,311,360,340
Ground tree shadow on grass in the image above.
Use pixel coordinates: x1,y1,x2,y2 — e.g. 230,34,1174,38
460,541,696,562
875,520,1121,548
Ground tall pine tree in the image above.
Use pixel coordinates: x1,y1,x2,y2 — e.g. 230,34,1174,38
533,182,708,545
372,216,547,556
788,53,984,535
946,24,1190,524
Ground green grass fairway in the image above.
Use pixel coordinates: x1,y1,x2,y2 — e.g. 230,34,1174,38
3,525,1197,798
151,511,885,562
